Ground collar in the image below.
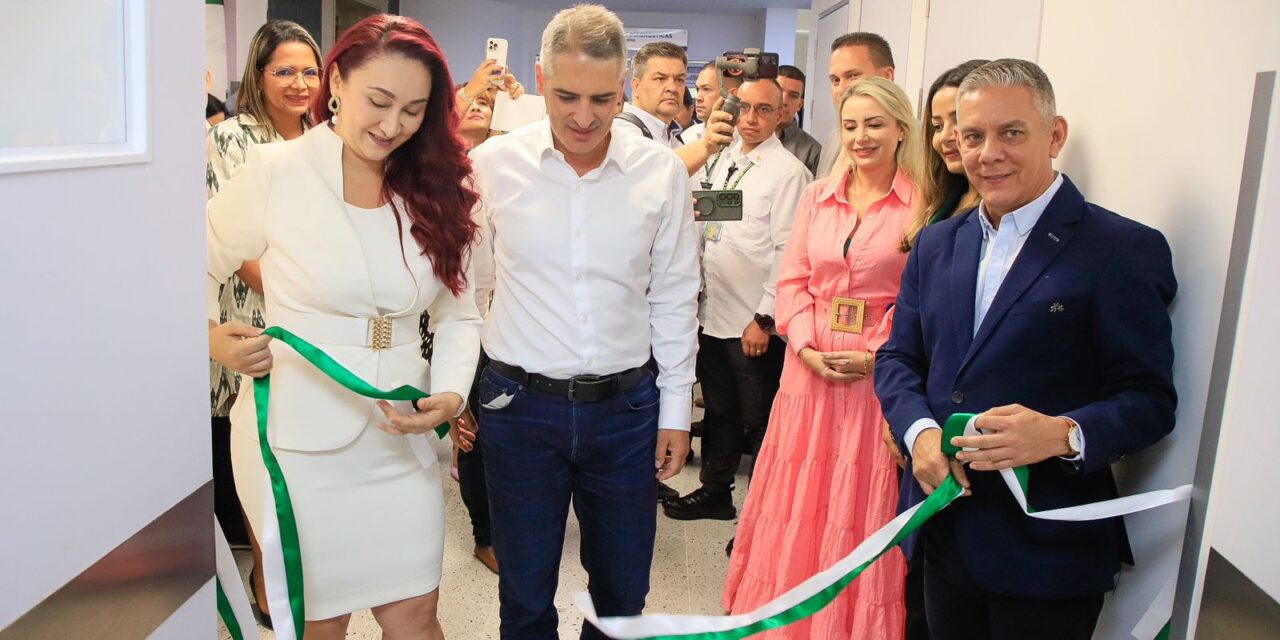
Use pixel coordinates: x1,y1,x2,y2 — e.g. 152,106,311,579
735,134,783,167
817,165,915,208
977,172,1064,240
623,102,674,143
535,116,627,175
777,119,800,141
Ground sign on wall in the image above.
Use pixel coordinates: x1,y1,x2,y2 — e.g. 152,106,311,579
625,28,688,50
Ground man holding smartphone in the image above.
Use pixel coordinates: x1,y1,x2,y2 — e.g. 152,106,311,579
665,78,812,521
468,5,699,639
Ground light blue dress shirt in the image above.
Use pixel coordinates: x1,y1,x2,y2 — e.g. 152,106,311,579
902,173,1083,462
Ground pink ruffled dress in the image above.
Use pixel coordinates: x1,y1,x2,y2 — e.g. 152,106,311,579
722,168,915,639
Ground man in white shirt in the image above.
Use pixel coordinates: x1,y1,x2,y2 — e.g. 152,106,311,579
468,5,699,639
682,62,743,144
664,78,812,521
816,32,896,178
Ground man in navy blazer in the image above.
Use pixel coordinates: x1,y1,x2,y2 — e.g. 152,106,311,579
874,59,1177,639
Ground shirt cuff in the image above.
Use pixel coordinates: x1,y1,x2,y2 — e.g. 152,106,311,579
904,418,941,458
658,392,692,432
1057,416,1085,462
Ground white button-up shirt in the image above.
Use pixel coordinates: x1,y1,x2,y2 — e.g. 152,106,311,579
469,118,701,430
618,102,682,149
698,134,812,339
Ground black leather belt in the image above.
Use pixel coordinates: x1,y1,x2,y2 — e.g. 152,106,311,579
488,360,647,403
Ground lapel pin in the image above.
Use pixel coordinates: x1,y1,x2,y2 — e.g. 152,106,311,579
1048,232,1060,242
1050,302,1065,313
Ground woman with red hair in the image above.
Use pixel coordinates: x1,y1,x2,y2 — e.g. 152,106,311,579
207,14,480,638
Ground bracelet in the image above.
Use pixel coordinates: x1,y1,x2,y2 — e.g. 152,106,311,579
862,351,872,377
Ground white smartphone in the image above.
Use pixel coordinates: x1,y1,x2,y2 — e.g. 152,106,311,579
485,37,509,72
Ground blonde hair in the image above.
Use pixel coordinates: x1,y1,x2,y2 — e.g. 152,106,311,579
236,20,322,138
839,77,928,250
539,4,626,78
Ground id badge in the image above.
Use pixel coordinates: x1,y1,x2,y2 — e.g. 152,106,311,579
703,221,723,242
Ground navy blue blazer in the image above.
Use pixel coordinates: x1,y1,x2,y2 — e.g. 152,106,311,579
874,175,1177,599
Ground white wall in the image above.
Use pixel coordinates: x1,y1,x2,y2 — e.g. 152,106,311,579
762,8,798,67
1195,76,1280,614
403,0,766,95
0,0,209,629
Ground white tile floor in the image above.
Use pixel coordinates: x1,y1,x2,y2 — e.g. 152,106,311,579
218,406,751,639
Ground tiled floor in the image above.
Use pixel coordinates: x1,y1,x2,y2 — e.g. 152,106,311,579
218,406,750,639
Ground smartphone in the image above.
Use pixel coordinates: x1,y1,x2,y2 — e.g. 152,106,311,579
485,37,509,72
692,190,744,221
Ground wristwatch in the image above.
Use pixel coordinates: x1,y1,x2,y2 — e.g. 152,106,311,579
1063,417,1082,456
754,313,775,333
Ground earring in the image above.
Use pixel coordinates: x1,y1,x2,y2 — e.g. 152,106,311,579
328,95,341,124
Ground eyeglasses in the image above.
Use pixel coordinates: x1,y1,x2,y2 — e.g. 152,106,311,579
738,102,777,117
264,66,322,86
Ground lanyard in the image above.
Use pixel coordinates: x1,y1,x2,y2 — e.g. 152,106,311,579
719,160,754,191
700,152,726,189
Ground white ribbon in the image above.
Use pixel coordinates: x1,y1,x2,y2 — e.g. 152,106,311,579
215,517,260,639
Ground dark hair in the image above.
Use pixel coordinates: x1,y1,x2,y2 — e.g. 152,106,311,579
632,41,687,79
206,94,229,119
682,87,694,108
830,32,894,69
778,64,805,90
312,15,479,296
918,59,989,223
237,20,322,137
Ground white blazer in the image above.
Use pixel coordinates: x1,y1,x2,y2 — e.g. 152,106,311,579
207,124,482,452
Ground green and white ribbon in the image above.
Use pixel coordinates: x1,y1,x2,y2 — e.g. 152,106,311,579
579,413,1191,640
215,516,259,640
251,326,450,639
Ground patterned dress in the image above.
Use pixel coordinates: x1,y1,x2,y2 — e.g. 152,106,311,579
206,113,280,415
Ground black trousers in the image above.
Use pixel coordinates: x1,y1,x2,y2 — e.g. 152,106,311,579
695,331,785,494
212,415,249,546
921,517,1104,640
460,353,493,547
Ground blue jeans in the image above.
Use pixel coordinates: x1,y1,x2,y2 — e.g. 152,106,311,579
478,365,660,640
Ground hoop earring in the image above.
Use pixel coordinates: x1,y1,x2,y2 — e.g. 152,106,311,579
328,95,341,124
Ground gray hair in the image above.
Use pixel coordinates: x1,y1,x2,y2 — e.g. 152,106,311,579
540,4,626,78
957,58,1057,127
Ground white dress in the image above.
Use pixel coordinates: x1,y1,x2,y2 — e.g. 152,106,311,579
230,202,447,619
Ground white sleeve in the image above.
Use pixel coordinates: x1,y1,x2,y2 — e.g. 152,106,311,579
755,166,812,318
206,146,270,322
648,157,702,431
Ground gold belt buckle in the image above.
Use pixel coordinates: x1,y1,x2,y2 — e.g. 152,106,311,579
830,297,866,334
368,316,393,350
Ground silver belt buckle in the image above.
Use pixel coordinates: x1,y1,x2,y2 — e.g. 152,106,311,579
368,316,393,350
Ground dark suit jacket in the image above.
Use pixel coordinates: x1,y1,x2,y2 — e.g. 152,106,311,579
874,175,1177,599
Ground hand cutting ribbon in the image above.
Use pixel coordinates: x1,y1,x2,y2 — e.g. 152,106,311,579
577,413,1191,640
217,326,449,640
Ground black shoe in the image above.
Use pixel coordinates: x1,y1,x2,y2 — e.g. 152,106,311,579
657,482,680,502
663,487,737,521
725,537,734,557
251,578,273,630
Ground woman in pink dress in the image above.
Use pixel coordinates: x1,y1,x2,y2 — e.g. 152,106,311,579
722,77,927,639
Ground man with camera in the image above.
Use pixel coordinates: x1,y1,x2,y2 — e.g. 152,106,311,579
664,78,812,521
683,63,744,144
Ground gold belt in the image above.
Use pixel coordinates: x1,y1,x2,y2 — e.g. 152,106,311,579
830,297,867,334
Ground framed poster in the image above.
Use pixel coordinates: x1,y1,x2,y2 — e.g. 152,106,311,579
0,0,149,174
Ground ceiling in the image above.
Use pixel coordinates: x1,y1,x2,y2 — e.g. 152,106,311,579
504,0,809,15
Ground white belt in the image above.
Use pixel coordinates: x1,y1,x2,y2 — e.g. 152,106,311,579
268,308,420,350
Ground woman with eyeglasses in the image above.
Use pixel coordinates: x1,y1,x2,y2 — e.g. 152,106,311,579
205,19,321,630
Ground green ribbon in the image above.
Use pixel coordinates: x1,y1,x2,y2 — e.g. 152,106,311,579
252,326,451,638
624,477,965,640
215,578,244,640
942,413,1030,508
